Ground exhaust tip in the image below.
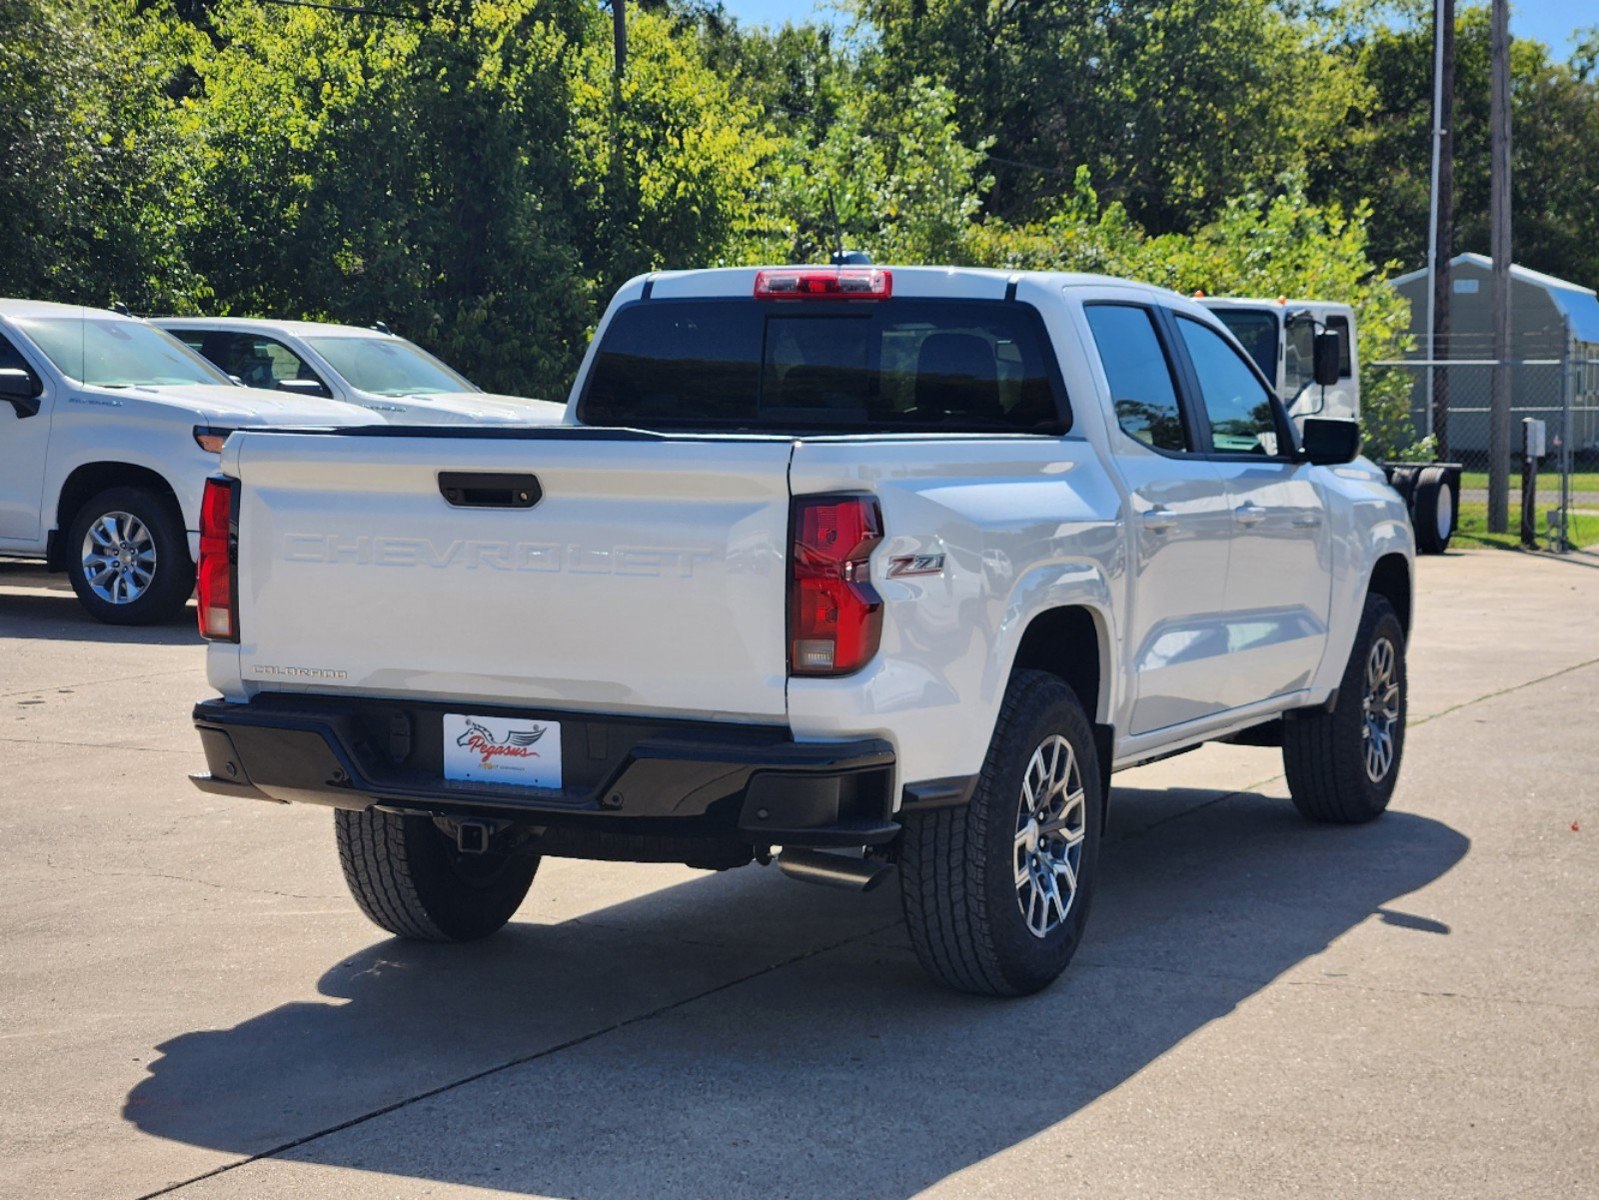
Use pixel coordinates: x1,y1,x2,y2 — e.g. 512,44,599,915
777,848,895,893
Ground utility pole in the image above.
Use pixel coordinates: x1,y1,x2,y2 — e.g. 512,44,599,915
1487,0,1512,533
611,0,626,77
1426,0,1455,460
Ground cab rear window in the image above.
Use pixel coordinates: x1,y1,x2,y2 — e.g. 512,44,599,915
579,299,1070,434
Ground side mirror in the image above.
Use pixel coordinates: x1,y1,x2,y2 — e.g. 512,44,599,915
0,367,42,417
277,378,333,399
1313,329,1341,387
1300,417,1361,465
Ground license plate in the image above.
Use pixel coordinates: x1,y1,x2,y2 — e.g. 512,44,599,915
443,713,562,789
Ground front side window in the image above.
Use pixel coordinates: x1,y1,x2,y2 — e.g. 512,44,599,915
178,332,328,394
580,299,1068,434
1284,313,1317,400
304,336,471,397
1327,315,1353,376
1084,304,1188,452
1176,316,1282,456
15,317,232,387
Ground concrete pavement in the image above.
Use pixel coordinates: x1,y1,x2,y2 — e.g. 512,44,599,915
1,549,1595,1199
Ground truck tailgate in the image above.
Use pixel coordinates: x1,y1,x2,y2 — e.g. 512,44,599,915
227,431,795,719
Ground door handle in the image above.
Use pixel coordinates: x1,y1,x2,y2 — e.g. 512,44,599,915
1291,512,1324,529
1141,507,1178,534
1233,503,1267,526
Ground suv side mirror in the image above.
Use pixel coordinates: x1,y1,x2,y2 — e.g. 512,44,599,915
1300,417,1361,465
1313,329,1341,387
277,378,333,399
0,367,42,417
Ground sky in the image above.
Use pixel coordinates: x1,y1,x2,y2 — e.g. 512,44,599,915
716,0,1595,59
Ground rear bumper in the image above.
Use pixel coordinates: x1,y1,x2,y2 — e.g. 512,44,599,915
192,695,900,848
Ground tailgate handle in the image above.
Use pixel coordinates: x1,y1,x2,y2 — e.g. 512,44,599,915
437,472,542,509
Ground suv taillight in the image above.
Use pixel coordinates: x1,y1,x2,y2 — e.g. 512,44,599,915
790,495,883,676
197,477,239,642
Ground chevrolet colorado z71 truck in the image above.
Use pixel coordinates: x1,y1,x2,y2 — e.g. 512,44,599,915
190,267,1415,996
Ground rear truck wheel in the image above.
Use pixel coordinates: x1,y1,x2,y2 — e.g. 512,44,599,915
1283,594,1407,824
335,809,540,941
900,669,1102,996
1412,466,1455,554
65,485,194,625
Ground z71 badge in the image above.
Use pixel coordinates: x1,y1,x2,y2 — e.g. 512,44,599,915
887,554,946,578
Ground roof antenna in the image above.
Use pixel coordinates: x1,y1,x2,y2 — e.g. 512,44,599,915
823,188,871,267
825,187,844,267
111,301,131,316
372,321,392,335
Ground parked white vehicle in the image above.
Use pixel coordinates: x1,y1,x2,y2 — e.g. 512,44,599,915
191,266,1415,996
0,299,388,624
1200,296,1460,554
154,317,566,425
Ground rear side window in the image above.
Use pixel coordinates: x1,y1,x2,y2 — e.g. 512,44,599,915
1084,304,1188,452
579,299,1068,434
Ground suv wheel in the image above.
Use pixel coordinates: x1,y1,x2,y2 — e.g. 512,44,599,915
900,669,1103,996
1283,593,1407,823
335,809,540,941
65,485,194,625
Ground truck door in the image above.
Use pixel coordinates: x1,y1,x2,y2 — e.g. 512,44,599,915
0,329,52,545
1083,302,1235,737
1169,314,1332,710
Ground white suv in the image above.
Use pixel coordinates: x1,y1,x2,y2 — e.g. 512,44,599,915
154,317,565,425
0,299,384,624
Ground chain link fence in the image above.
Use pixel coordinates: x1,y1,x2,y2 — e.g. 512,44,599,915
1372,335,1599,550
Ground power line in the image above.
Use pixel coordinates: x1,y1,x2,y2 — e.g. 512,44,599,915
254,0,428,22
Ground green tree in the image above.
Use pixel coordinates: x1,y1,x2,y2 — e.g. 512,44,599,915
185,0,592,395
0,0,206,309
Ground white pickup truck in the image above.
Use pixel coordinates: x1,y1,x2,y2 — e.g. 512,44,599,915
0,299,383,623
191,266,1415,996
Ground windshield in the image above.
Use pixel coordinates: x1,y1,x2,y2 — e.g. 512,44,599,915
1209,309,1279,383
15,316,233,387
304,336,472,396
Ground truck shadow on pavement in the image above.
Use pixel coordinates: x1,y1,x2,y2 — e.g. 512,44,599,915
124,786,1468,1198
0,563,198,646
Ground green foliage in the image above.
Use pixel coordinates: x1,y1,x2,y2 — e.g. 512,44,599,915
3,0,1596,413
0,0,207,309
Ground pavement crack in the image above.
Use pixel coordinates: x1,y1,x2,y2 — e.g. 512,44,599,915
0,736,191,755
40,858,333,902
0,667,196,701
1412,653,1599,728
133,918,901,1199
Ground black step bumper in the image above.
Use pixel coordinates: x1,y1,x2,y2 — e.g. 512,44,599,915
192,695,901,848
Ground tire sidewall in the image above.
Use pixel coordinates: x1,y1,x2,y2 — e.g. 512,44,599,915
979,678,1103,994
405,816,539,941
65,486,194,625
1336,600,1408,815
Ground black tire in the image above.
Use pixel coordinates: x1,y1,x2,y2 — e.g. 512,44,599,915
334,809,539,941
65,485,194,625
1412,467,1455,554
1283,594,1407,824
900,669,1103,996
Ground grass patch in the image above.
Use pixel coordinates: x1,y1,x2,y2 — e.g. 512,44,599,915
1454,499,1599,550
1460,470,1599,493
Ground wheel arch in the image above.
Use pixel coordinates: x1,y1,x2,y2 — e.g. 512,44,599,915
1009,603,1109,725
1366,552,1413,635
50,462,184,570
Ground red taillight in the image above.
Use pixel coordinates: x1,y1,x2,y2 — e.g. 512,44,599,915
790,495,883,676
755,268,892,300
197,477,238,642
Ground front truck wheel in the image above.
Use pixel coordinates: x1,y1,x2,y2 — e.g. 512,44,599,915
1283,593,1407,824
335,809,540,941
900,670,1103,996
65,485,194,625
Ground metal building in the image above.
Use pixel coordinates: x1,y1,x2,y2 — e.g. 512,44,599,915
1390,253,1599,458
